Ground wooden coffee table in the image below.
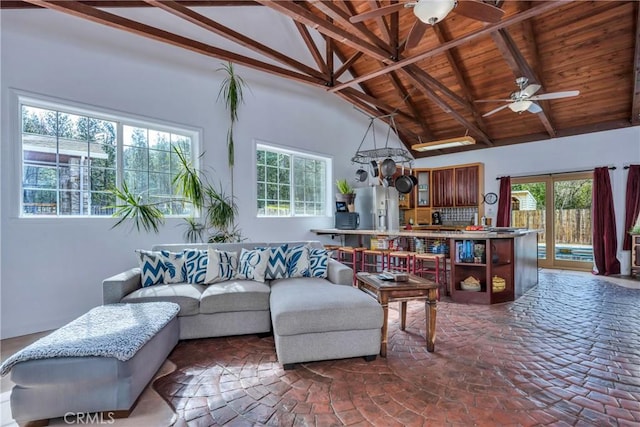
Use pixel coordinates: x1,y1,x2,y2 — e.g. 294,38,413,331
356,272,438,356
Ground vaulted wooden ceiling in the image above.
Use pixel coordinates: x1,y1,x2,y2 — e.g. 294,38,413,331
5,1,640,157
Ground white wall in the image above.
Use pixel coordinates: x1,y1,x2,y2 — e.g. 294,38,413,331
0,9,401,338
412,127,640,273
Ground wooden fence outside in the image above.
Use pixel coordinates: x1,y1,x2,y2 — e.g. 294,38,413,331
512,209,592,244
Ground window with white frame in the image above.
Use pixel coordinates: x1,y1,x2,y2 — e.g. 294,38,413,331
20,98,198,217
256,143,331,217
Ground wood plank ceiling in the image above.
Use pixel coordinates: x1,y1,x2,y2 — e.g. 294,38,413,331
6,0,639,158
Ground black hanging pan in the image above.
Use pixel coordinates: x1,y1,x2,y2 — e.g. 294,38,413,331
395,165,414,194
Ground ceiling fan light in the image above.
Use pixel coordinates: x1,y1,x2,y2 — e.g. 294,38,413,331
411,135,475,152
508,100,533,113
413,0,456,25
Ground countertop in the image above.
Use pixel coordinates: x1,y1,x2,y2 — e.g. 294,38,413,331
310,228,539,239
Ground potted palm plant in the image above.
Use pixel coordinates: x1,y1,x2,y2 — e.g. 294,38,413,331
336,179,356,212
111,147,241,243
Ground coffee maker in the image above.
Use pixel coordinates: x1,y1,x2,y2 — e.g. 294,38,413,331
432,211,442,225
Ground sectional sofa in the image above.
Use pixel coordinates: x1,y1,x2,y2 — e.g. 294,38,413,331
103,241,384,368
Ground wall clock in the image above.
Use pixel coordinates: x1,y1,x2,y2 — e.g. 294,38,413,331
483,192,498,205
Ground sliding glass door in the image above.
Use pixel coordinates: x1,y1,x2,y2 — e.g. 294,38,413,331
511,172,593,271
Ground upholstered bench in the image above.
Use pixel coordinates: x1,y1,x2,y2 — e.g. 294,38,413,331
1,302,180,427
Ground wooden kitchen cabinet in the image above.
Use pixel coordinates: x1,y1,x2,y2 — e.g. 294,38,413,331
431,168,454,207
432,163,483,208
416,170,430,207
455,165,480,206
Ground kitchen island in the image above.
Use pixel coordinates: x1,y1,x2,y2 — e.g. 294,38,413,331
311,228,539,303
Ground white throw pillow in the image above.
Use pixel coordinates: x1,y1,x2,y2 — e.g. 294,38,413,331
136,250,165,287
306,247,329,278
257,244,289,280
184,249,208,284
236,248,270,282
205,250,238,284
160,251,186,284
286,244,310,278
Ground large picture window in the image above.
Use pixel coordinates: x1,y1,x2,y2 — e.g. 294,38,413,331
256,143,330,217
20,98,198,217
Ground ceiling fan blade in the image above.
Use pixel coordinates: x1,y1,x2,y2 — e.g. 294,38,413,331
454,0,505,23
529,90,580,101
482,103,511,117
406,19,428,49
475,99,514,103
527,102,543,114
349,2,406,23
521,84,541,98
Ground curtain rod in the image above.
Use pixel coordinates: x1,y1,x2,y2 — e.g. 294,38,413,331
496,166,616,180
624,164,639,169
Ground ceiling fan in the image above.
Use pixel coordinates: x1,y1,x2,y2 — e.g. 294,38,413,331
476,77,581,118
349,0,505,49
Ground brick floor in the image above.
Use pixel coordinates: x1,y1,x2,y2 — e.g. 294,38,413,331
154,272,640,426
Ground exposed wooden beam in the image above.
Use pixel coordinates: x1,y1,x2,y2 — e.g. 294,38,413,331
294,21,329,76
307,0,393,54
22,0,326,87
491,28,557,137
335,91,421,142
389,0,400,59
632,1,640,125
387,72,435,140
329,1,568,92
402,68,493,145
307,0,478,125
326,34,334,84
341,87,421,125
368,0,393,44
256,0,394,65
432,25,490,135
334,51,363,80
144,0,327,82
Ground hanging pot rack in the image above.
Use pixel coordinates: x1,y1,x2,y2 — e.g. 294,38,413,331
350,111,414,166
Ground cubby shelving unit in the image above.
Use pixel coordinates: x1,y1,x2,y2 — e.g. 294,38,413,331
449,237,515,304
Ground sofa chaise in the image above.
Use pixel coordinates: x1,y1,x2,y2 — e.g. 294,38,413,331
102,241,383,368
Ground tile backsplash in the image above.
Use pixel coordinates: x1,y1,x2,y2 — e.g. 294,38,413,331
436,207,478,225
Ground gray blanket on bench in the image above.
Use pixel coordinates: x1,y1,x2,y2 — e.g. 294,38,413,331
1,302,180,376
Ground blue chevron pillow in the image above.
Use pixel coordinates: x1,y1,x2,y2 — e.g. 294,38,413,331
184,249,208,284
136,250,166,287
257,244,289,280
306,247,329,278
286,244,310,278
160,250,187,284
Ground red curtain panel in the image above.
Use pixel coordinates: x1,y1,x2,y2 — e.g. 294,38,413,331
496,176,511,227
623,165,640,250
592,167,621,275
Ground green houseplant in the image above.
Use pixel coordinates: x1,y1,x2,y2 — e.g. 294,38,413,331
111,146,241,243
336,179,356,212
217,62,248,199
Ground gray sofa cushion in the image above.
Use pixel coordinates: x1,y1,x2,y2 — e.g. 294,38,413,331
270,278,383,336
122,284,204,316
199,280,271,314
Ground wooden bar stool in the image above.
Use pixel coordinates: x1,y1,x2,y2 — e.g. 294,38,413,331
337,246,365,285
323,244,341,260
387,250,413,272
361,249,390,273
413,253,447,299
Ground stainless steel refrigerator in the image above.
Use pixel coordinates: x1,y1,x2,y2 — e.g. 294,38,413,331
354,186,400,232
